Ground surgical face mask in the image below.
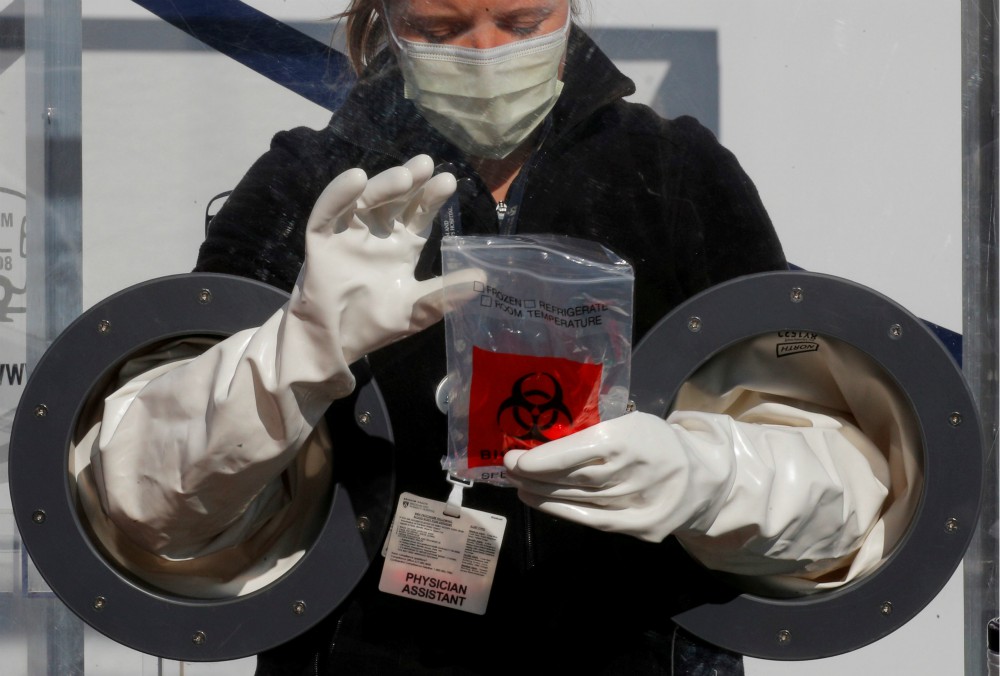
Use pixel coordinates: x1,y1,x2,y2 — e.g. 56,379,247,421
392,16,570,160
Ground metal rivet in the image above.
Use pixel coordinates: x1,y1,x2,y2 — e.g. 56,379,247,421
197,289,212,304
945,518,959,534
777,629,792,645
357,411,372,426
889,324,903,339
292,600,306,616
880,601,893,616
192,631,206,645
357,515,370,532
93,596,106,611
34,405,47,418
949,412,963,427
434,375,452,413
97,319,111,334
32,510,46,524
687,317,702,332
626,400,636,413
790,287,804,303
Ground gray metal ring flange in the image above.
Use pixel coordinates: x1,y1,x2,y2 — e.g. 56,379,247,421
630,270,984,660
9,273,395,662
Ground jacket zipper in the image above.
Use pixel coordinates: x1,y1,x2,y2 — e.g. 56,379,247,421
498,120,560,572
495,150,544,572
321,613,347,674
523,502,536,570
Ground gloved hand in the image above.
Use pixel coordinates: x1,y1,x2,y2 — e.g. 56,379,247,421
284,154,461,400
94,156,473,558
503,407,889,578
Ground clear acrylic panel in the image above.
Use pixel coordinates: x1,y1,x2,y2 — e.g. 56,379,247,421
2,0,995,674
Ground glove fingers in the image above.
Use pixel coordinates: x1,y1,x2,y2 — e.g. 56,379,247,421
439,267,487,303
506,455,632,493
514,492,612,526
503,433,612,476
309,168,368,236
357,166,415,209
403,277,451,331
403,154,435,186
506,472,625,500
404,268,486,330
358,157,432,234
406,172,458,238
357,166,415,237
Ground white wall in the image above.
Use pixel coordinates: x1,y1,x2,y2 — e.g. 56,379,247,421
45,0,973,673
600,0,962,332
592,5,965,675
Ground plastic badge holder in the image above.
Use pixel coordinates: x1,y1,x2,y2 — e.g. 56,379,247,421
441,234,634,486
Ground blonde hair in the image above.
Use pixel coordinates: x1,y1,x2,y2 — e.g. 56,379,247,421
335,1,583,74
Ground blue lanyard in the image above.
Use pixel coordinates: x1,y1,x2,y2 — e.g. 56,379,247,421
440,192,462,237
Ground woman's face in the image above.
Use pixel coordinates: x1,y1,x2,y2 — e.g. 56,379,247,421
387,0,570,49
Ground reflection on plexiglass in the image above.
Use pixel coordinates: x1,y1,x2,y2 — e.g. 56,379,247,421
3,0,975,674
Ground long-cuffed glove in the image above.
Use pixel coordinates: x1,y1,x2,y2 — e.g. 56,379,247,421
93,155,471,559
503,405,890,581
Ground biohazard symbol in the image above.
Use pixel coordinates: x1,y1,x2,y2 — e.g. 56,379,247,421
496,372,574,443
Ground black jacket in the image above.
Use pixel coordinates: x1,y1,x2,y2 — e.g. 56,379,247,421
198,26,785,676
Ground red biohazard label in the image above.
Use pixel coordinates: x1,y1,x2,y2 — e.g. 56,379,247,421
467,347,603,468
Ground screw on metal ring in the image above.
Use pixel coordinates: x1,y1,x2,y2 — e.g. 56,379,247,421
949,412,963,427
357,516,370,532
93,596,107,612
687,317,702,332
789,287,804,303
97,319,111,334
34,405,47,418
777,629,792,645
292,600,306,616
197,289,213,304
879,601,893,616
357,411,372,426
945,518,959,534
31,510,46,524
192,631,206,645
888,324,903,339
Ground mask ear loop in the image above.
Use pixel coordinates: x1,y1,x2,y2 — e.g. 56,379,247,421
381,0,404,49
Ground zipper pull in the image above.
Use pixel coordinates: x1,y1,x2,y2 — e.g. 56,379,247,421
496,200,508,225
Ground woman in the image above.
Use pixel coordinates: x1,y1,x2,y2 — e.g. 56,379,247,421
88,1,894,673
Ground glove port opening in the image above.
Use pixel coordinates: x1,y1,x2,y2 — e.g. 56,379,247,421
629,270,983,659
9,273,395,661
671,332,924,597
67,335,336,601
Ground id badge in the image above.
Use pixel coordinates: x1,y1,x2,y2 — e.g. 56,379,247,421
379,492,506,615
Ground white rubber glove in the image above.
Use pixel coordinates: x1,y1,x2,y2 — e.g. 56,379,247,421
503,406,889,579
282,154,461,400
94,156,468,559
